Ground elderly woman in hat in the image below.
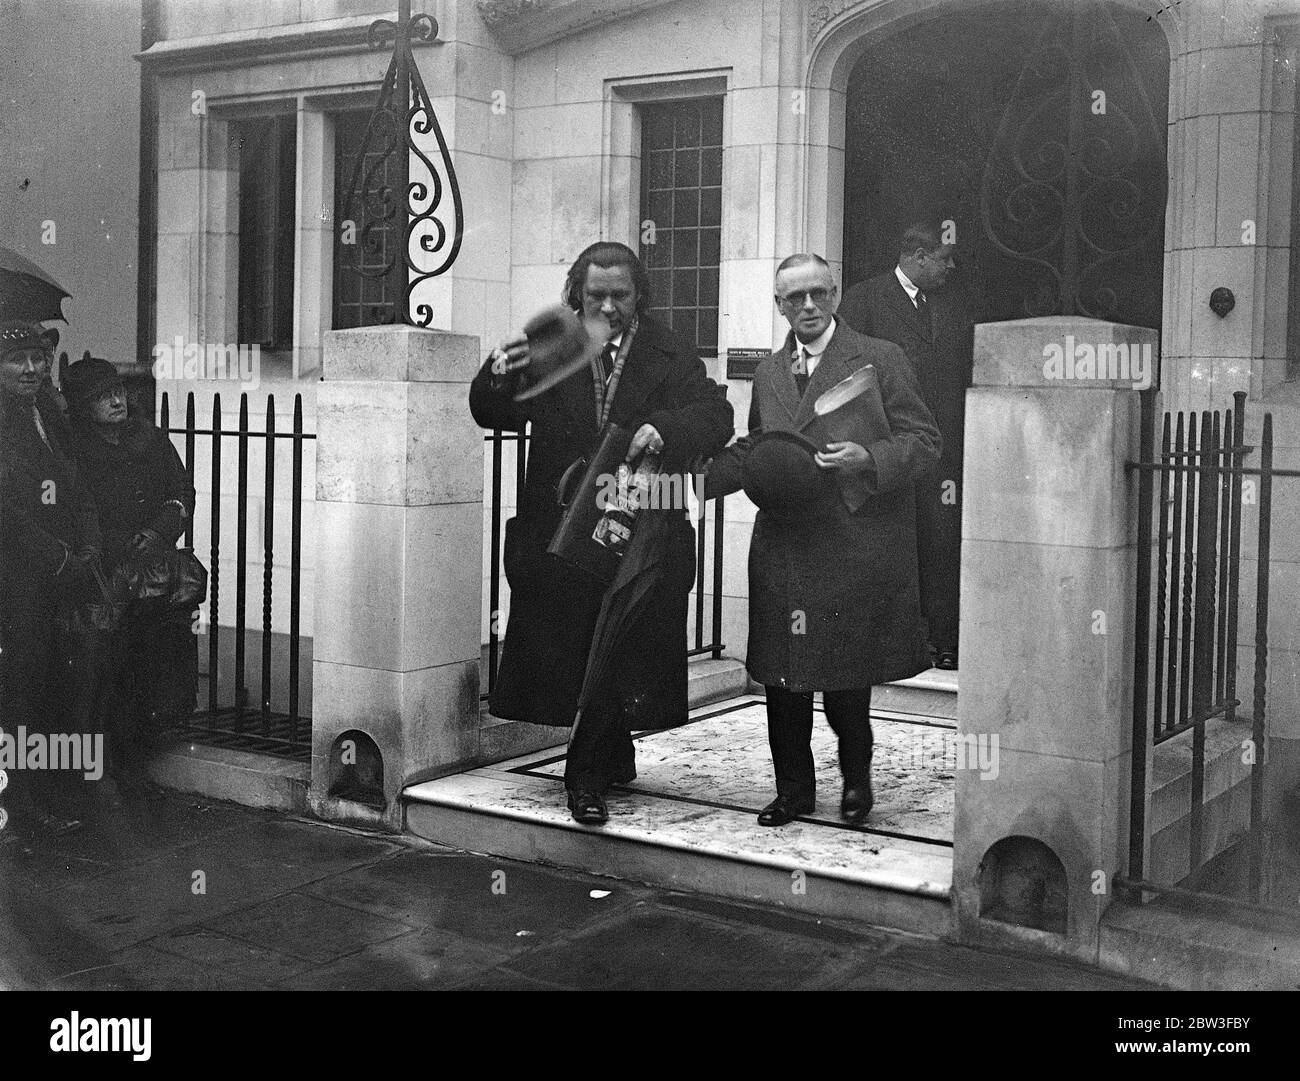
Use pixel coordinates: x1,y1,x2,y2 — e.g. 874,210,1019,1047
63,355,196,800
0,321,103,840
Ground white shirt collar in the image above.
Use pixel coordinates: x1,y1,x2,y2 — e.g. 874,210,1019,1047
895,264,922,303
793,317,836,359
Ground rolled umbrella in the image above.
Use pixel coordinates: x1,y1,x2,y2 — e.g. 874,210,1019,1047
0,246,71,323
572,504,675,737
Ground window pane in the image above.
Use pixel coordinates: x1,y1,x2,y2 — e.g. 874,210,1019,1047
701,98,723,145
674,189,699,228
672,269,698,306
675,106,700,147
700,147,723,186
672,230,697,267
700,187,722,227
648,188,673,230
699,228,720,267
699,267,719,308
646,150,674,189
638,97,724,359
674,149,699,187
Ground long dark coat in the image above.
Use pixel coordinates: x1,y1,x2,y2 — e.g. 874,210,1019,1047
838,271,974,646
836,271,973,474
0,389,103,818
708,321,940,692
68,416,196,569
469,315,733,728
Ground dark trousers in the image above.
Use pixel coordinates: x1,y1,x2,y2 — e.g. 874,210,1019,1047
916,470,961,651
564,699,637,793
765,685,873,802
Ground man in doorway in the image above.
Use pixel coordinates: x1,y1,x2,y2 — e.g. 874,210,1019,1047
837,223,974,670
707,255,939,826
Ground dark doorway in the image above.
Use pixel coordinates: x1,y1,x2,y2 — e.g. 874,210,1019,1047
843,0,1169,329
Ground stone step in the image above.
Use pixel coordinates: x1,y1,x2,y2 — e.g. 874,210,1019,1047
404,695,956,937
1148,717,1255,885
1100,891,1300,990
875,668,959,720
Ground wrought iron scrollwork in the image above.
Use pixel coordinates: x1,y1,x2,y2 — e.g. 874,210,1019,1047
341,1,464,326
979,0,1164,321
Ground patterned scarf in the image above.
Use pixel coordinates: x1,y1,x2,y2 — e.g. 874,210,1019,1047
590,317,638,428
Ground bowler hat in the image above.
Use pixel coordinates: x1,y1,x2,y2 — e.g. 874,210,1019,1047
741,429,835,519
62,355,123,412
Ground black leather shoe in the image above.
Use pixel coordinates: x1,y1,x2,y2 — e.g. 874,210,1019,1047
566,790,608,825
757,795,814,827
841,781,874,825
935,648,958,671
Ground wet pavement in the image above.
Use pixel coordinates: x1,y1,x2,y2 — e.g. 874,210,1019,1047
0,793,1158,991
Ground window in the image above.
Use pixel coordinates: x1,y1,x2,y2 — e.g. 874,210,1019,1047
333,110,399,329
235,116,296,350
639,97,723,358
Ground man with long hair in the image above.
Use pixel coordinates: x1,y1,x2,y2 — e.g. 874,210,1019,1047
470,242,733,825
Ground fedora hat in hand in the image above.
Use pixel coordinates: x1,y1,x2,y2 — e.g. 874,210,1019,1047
514,305,606,401
741,429,835,520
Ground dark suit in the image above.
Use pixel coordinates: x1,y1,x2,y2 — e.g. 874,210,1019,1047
708,321,940,800
837,271,973,651
469,314,732,792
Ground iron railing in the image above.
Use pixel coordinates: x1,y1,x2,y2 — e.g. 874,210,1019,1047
482,424,727,699
1119,389,1289,905
159,391,315,760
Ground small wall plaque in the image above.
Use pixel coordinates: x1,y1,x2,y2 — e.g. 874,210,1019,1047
726,347,772,380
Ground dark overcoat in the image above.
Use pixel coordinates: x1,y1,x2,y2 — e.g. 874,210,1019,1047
469,315,733,728
68,417,196,569
0,390,102,763
708,321,940,692
836,271,973,473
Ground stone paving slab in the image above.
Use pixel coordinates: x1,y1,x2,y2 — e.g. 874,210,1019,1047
0,792,1158,991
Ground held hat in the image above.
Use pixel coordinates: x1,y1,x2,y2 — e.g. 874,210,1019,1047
741,429,835,520
514,305,606,401
62,355,123,412
0,321,59,361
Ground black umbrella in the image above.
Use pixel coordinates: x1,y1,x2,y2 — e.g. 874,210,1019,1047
0,246,70,323
573,500,676,729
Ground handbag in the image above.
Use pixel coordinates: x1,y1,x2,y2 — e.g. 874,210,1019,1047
119,546,209,609
547,423,634,583
70,559,129,635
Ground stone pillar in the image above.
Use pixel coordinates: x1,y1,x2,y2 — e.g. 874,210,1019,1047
309,326,483,830
952,316,1157,965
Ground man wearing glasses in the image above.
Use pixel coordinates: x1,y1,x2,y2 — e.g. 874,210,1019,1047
708,255,940,827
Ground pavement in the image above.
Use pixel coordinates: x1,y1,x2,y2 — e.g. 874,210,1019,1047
0,792,1160,991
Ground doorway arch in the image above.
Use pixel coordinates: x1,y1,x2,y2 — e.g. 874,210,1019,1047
805,0,1180,331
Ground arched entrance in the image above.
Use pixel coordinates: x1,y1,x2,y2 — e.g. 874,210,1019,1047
808,0,1173,330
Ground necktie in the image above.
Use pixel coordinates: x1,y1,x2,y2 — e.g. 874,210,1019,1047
915,290,931,333
793,346,810,398
600,341,617,384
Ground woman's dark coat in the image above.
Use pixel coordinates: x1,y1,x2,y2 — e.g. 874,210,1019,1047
0,388,102,791
67,416,196,569
469,314,733,728
708,321,941,692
